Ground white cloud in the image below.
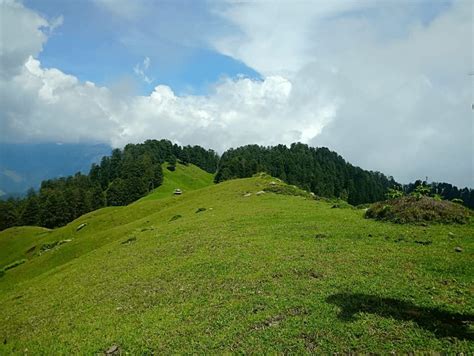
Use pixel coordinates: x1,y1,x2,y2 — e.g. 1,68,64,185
209,0,473,187
0,0,48,79
211,0,371,77
0,2,335,151
1,54,335,152
0,0,472,187
1,56,122,143
117,75,336,149
133,56,152,84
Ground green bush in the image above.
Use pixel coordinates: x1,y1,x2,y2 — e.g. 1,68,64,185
410,184,431,200
432,194,443,201
386,188,404,200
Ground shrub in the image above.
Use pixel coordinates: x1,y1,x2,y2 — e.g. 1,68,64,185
410,184,431,200
386,188,404,200
365,196,471,224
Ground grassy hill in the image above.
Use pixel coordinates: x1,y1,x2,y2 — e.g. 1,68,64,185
138,162,214,202
0,226,50,267
0,168,472,353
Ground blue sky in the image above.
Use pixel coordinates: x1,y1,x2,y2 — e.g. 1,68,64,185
24,0,260,95
22,0,451,95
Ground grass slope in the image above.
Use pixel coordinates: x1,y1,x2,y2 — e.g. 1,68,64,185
0,175,473,353
138,162,214,202
0,226,50,267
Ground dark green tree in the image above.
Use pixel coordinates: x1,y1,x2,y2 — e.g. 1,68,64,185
106,178,128,206
20,189,40,225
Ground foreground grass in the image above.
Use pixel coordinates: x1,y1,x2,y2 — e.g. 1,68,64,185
0,174,472,353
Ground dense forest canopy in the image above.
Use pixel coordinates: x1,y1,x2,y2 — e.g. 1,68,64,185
0,140,472,231
215,143,397,205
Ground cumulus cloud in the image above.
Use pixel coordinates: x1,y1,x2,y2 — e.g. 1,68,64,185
0,0,47,79
1,56,122,143
2,55,334,150
118,75,336,149
211,0,371,77
210,0,473,186
0,0,472,187
0,1,335,151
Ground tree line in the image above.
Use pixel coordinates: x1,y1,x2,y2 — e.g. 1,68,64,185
0,140,219,230
403,180,474,209
1,140,472,231
215,143,474,208
215,143,397,205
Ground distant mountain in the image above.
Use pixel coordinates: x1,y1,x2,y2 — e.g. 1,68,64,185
0,143,111,197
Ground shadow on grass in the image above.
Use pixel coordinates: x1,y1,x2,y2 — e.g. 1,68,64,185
326,293,473,340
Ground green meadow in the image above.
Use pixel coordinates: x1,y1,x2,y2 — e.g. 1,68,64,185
0,164,472,354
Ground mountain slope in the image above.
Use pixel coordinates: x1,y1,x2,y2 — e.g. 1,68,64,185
0,163,213,282
0,226,50,267
0,174,473,353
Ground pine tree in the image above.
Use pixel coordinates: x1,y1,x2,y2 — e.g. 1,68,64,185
20,189,40,226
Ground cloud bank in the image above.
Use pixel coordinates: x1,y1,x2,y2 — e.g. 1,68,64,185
0,0,472,186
